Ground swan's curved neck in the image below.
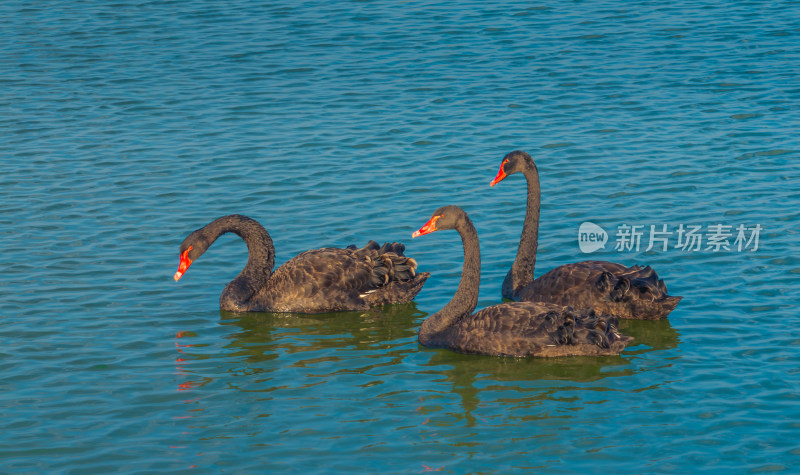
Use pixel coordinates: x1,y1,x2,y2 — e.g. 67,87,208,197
420,217,481,342
504,164,540,298
197,215,275,310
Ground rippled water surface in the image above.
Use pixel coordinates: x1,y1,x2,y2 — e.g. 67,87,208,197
2,0,800,472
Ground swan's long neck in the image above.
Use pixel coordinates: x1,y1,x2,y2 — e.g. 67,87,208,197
503,164,540,299
197,215,275,310
420,216,481,343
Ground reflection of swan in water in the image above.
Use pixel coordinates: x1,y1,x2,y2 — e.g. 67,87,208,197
173,303,679,426
416,317,680,427
616,318,680,354
173,329,214,391
415,350,632,428
217,302,424,364
172,304,424,392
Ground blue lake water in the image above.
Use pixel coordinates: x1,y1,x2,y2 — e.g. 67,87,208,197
2,0,799,472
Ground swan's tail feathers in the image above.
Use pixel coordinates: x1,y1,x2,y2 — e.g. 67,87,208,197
352,240,402,259
596,266,681,319
538,307,632,356
657,278,667,294
357,240,418,286
581,311,633,353
620,264,678,297
369,262,391,287
367,253,419,287
661,295,682,313
635,265,656,279
351,240,380,253
629,265,682,317
363,272,430,306
352,239,427,303
378,241,406,256
386,255,418,281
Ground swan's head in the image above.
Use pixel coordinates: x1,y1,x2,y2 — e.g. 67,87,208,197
412,205,466,237
174,242,195,281
489,150,534,186
174,232,207,281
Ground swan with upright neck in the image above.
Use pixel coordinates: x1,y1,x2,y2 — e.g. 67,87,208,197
412,206,631,357
174,214,429,313
490,150,681,319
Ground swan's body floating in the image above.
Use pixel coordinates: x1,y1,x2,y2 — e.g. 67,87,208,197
412,205,631,357
490,151,681,319
174,214,429,313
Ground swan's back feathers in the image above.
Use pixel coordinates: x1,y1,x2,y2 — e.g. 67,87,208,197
358,241,428,305
517,261,681,320
348,240,417,287
246,241,427,313
429,302,631,357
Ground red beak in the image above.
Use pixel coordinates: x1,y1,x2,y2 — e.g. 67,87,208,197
412,215,442,238
174,246,193,281
489,160,508,187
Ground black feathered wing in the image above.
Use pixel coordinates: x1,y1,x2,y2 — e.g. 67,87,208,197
248,241,429,313
433,301,631,357
516,261,681,320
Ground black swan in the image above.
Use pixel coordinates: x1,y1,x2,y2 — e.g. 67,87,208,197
411,205,631,357
489,150,681,319
174,214,429,313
